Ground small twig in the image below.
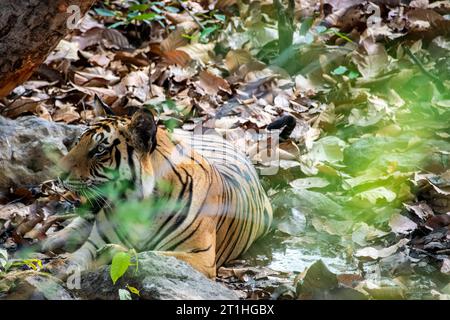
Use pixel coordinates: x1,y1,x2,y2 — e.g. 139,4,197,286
404,46,445,92
44,182,78,206
175,0,205,30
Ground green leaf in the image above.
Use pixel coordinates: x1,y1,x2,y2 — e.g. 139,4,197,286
315,25,327,34
356,187,397,204
291,189,346,218
95,8,117,17
309,136,347,164
181,33,196,40
129,4,149,12
290,177,330,190
110,252,131,285
23,259,42,271
126,285,140,296
304,33,314,44
348,70,359,79
331,66,348,76
163,99,177,110
118,288,132,300
213,14,226,22
133,13,158,21
108,21,127,29
200,26,219,43
300,17,314,35
151,6,163,14
332,30,354,43
165,6,180,13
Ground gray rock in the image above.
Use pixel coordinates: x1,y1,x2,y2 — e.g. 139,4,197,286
0,270,75,300
0,116,85,191
76,251,239,300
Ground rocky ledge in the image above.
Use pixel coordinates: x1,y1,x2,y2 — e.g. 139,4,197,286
0,252,239,300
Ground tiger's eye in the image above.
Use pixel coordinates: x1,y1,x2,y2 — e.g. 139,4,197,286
96,145,105,153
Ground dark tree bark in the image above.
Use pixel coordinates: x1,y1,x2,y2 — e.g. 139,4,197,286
0,0,97,99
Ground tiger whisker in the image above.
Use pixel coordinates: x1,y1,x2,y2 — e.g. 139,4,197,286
87,185,113,211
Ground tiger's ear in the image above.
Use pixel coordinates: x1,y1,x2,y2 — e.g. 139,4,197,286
128,109,157,154
93,94,115,116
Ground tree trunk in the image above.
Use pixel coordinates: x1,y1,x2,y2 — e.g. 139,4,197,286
0,0,97,99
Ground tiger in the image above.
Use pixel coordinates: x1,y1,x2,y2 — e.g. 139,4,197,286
44,108,274,278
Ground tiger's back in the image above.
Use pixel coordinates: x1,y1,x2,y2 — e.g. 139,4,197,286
171,129,273,266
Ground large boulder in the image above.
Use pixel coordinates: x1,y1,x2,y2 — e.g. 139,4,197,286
76,251,239,300
0,270,75,300
0,116,85,192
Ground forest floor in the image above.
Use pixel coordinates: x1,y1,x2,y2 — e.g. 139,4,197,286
1,0,450,299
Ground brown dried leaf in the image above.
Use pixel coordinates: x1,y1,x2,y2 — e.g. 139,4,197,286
0,203,29,222
404,202,434,221
160,28,189,52
76,13,104,32
102,29,131,49
352,38,389,79
2,97,41,119
355,239,409,260
225,50,253,73
198,71,231,95
215,0,237,11
163,50,192,67
114,51,149,67
425,213,450,230
73,68,120,87
178,43,214,64
114,70,150,103
88,54,111,67
45,40,79,63
70,82,118,105
35,104,52,121
52,104,80,123
73,27,104,50
389,214,417,235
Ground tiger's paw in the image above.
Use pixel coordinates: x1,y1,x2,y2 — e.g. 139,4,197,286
95,243,129,266
40,235,68,254
43,254,87,280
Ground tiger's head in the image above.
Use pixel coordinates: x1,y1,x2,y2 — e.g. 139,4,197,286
58,109,157,200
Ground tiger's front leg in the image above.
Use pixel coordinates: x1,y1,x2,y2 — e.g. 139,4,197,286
41,216,93,253
157,250,216,278
45,221,106,279
156,223,217,278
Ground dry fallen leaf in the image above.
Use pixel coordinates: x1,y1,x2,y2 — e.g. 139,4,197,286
70,82,118,105
52,104,80,123
178,43,214,65
163,50,192,67
197,71,231,95
389,214,418,235
225,49,253,73
355,239,410,260
114,70,150,103
45,40,80,63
